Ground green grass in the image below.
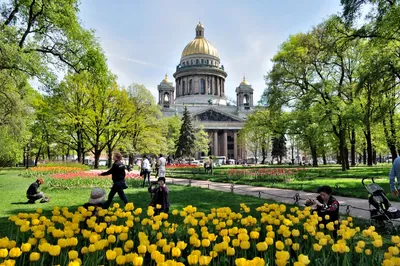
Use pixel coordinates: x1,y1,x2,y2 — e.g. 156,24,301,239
167,164,398,201
0,170,274,237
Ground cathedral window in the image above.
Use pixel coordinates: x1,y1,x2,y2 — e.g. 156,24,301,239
200,79,206,94
164,93,170,102
196,59,199,65
201,59,204,64
182,81,186,96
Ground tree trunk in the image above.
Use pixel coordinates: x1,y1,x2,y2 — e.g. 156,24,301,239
261,146,266,164
373,149,377,165
311,146,318,167
34,146,42,166
322,152,327,165
363,148,367,164
350,128,356,167
291,145,295,165
107,143,113,167
129,154,134,166
94,149,101,169
339,129,346,171
337,149,341,164
364,129,373,166
344,146,350,170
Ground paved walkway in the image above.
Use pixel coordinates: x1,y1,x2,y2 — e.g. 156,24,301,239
165,177,400,220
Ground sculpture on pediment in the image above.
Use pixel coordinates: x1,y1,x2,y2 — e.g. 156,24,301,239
196,110,238,122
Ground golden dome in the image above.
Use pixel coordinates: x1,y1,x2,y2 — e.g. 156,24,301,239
181,23,219,59
162,73,169,83
240,76,249,85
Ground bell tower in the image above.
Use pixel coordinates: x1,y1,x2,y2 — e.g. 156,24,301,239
158,74,175,108
236,76,254,116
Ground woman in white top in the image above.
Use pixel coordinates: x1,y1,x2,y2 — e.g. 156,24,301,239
142,155,151,187
158,154,167,178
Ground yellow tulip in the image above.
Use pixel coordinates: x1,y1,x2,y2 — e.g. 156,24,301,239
132,256,143,266
202,239,211,247
0,248,8,258
235,258,247,266
373,239,383,248
275,241,285,251
313,243,322,252
292,243,300,251
106,250,117,260
116,255,126,265
68,250,78,260
240,240,250,250
48,245,61,256
172,247,181,257
250,231,260,239
226,247,235,256
187,254,199,265
21,243,31,253
137,244,147,254
162,244,171,253
29,252,40,262
256,242,268,252
298,254,310,265
199,255,212,265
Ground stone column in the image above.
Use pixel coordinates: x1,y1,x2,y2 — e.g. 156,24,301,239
222,130,228,159
233,131,238,160
213,131,218,156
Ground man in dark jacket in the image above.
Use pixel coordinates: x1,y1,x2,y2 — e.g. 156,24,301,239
99,152,131,209
306,185,340,238
26,178,45,203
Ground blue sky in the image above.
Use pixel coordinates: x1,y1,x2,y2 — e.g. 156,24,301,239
78,0,342,102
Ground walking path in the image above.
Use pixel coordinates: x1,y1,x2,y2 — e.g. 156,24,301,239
164,177,400,221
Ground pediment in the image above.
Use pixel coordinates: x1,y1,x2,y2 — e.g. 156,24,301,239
194,109,242,122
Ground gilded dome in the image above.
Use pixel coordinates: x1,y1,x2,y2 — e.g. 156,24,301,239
181,23,219,59
240,76,250,86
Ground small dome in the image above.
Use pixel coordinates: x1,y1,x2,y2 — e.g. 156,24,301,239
162,74,170,83
181,23,219,59
240,76,250,86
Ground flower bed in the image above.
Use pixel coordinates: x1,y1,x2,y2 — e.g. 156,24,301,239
21,164,89,179
46,172,142,189
1,202,399,266
167,164,201,169
226,168,309,182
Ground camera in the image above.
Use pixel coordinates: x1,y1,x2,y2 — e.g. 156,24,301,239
150,181,159,185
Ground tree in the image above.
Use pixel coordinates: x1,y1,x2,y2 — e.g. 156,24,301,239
271,135,287,164
239,108,272,164
194,125,210,156
125,83,162,163
175,107,196,159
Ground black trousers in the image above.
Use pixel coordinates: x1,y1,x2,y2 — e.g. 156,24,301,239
103,184,128,209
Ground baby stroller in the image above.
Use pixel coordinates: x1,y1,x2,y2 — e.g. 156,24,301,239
362,177,400,233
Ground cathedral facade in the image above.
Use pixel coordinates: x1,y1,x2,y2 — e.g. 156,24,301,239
158,23,254,161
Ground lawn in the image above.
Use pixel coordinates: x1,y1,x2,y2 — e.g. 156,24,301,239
0,169,272,237
166,164,397,201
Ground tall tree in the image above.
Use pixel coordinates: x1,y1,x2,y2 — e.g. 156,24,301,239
271,135,287,164
175,107,196,159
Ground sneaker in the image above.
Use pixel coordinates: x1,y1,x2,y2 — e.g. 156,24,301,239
27,199,35,204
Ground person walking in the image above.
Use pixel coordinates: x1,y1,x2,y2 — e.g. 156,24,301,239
142,155,151,187
158,154,167,179
99,152,131,208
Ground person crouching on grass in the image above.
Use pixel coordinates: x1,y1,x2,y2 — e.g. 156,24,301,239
99,152,131,209
148,177,170,215
26,178,48,203
305,185,340,238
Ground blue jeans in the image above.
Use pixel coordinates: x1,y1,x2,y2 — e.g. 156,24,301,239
142,170,151,187
103,183,128,209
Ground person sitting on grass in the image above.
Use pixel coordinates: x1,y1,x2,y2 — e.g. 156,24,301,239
148,177,170,215
26,178,48,203
305,185,340,238
83,187,107,209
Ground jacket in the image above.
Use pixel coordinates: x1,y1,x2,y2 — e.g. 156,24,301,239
100,161,129,182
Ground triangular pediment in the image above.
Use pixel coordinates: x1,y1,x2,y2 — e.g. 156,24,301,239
193,108,243,122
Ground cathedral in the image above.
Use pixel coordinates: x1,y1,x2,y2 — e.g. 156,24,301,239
157,22,254,161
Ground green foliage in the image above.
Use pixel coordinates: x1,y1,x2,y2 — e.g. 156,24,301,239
175,107,196,158
194,125,210,155
0,128,23,167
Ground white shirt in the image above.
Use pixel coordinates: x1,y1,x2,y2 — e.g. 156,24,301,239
142,158,150,170
158,157,166,170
